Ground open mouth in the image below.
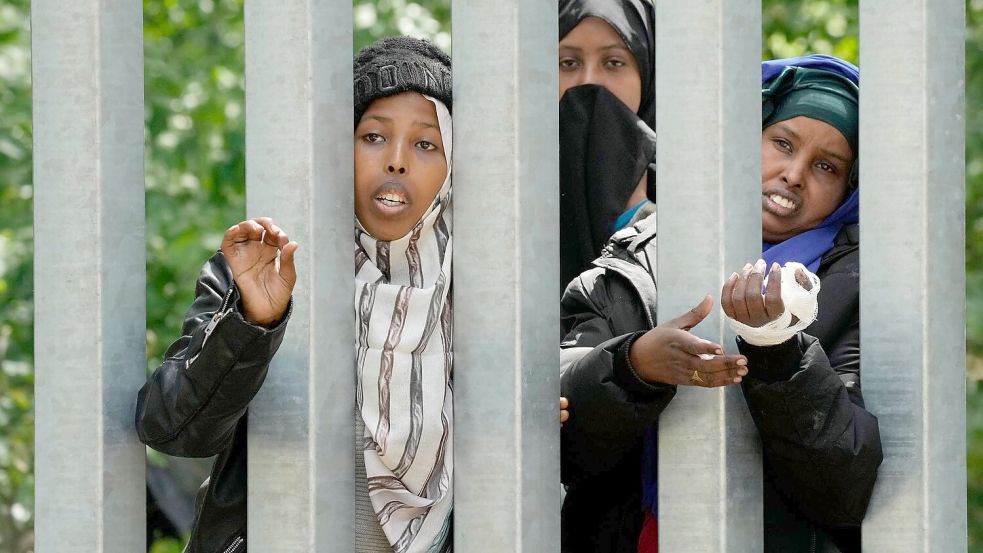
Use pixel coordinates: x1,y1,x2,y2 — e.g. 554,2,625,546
376,193,406,207
762,191,800,217
371,183,411,216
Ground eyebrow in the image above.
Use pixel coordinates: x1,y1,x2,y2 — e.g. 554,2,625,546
774,123,851,164
361,114,438,130
559,43,631,53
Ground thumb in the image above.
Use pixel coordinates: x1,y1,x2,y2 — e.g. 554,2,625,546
279,241,299,287
664,294,713,330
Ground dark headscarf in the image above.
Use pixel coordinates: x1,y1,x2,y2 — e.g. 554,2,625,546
558,0,656,292
763,66,859,157
559,0,656,127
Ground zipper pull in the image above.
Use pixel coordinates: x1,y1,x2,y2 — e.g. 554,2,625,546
204,290,236,337
204,305,233,337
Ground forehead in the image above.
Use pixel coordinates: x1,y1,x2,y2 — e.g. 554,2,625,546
560,16,628,50
358,92,439,126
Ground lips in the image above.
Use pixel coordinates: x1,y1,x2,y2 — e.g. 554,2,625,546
762,189,801,218
371,181,411,217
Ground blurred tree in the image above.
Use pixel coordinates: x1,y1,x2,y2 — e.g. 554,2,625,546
0,0,35,550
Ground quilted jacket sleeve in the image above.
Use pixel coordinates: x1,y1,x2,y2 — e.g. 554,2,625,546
737,266,882,528
135,251,290,457
559,268,675,485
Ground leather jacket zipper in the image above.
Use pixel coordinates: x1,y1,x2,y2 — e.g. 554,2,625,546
186,290,235,367
810,526,817,553
222,535,244,553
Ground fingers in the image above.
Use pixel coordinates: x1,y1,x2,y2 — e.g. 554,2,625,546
727,260,789,327
663,329,747,385
730,263,752,322
253,217,289,248
664,294,713,331
279,241,300,286
223,218,289,248
743,259,769,325
720,272,738,319
794,268,813,291
685,355,748,387
764,263,784,320
559,397,569,425
223,219,261,248
676,332,724,357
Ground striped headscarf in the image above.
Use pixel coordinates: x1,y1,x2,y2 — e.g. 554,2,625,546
354,96,454,553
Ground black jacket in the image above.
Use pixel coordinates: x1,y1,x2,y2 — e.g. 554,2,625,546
559,216,882,553
136,252,289,553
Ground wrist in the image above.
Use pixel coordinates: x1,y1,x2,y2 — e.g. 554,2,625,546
241,302,287,328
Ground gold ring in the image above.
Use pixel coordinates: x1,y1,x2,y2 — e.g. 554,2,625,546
690,369,705,385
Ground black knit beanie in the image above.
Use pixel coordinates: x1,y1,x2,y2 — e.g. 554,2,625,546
353,36,452,127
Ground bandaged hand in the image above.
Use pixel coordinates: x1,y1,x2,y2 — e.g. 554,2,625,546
720,259,820,346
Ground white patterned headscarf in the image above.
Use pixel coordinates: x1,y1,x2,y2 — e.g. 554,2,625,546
354,95,453,553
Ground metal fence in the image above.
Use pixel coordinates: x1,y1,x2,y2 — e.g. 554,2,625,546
32,0,965,551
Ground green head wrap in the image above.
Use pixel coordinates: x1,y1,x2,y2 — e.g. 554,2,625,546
762,66,859,157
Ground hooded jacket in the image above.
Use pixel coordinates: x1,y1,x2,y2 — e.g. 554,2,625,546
559,215,882,553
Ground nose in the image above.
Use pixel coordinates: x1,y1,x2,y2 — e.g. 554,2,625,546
781,157,807,189
386,142,407,175
580,63,602,87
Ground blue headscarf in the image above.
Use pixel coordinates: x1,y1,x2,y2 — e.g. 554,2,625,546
642,54,861,518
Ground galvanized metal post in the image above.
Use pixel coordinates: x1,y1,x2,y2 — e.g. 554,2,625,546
655,2,763,551
32,0,146,551
244,1,354,550
859,1,967,550
452,0,561,550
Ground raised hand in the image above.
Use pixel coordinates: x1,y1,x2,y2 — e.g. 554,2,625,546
628,295,748,387
220,217,299,326
721,260,814,328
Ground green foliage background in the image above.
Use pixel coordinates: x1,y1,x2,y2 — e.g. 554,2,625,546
0,0,980,551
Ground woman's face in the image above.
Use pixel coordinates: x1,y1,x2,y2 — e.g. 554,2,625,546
559,16,642,112
761,116,854,243
355,92,447,242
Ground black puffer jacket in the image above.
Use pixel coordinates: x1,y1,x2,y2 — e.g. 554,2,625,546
136,252,289,553
559,216,882,553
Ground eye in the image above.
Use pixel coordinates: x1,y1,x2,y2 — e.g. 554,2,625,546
772,138,792,153
363,133,384,144
559,57,579,70
605,58,627,68
417,140,438,151
816,161,837,174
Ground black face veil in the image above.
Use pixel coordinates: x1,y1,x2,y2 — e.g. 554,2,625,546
558,0,657,292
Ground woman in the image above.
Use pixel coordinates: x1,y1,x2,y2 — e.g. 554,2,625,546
136,37,455,553
559,55,882,553
557,0,657,289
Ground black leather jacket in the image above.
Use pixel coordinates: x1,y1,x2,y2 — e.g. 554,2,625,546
136,252,290,553
559,216,882,553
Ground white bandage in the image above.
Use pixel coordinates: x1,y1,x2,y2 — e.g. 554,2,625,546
725,262,820,346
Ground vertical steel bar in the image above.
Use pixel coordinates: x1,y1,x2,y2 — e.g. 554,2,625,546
655,1,762,551
32,0,146,551
452,0,561,550
244,1,354,550
859,1,966,550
